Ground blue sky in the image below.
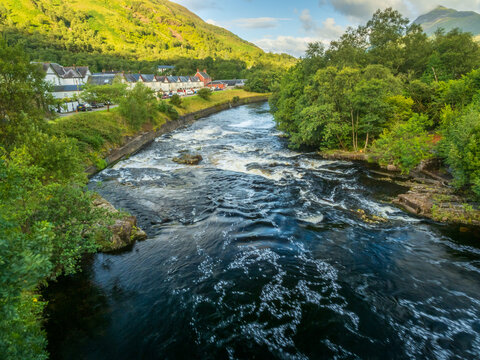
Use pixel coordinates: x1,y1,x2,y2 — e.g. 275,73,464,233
171,0,480,57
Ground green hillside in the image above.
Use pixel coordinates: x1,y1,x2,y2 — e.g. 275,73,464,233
414,6,480,36
0,0,294,68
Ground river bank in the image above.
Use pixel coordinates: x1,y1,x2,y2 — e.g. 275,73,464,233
320,151,480,229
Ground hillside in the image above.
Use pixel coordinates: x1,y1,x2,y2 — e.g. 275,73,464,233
414,6,480,36
0,0,293,68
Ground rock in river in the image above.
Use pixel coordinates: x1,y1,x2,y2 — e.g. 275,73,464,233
172,153,203,165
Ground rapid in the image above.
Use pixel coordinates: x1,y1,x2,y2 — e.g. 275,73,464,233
46,103,480,359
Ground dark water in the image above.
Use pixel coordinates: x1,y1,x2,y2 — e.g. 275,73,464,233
46,103,480,359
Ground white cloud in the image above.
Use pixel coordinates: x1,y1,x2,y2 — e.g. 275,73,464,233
323,0,480,21
206,19,219,26
232,17,290,29
254,36,322,57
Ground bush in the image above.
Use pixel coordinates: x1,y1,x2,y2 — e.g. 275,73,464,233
157,101,179,120
197,88,212,100
118,83,158,130
170,94,182,107
439,106,480,196
232,96,240,104
372,114,435,173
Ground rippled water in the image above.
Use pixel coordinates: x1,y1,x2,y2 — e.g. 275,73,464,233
46,103,480,359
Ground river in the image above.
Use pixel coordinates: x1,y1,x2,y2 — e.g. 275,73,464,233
45,103,480,359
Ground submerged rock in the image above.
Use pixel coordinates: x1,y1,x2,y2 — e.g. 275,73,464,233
93,197,148,252
172,153,203,165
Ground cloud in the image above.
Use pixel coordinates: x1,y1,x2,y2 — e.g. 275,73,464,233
233,17,290,29
254,36,322,57
323,0,480,21
206,19,219,26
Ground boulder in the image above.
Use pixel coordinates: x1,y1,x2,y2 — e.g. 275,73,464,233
93,196,147,252
172,153,203,165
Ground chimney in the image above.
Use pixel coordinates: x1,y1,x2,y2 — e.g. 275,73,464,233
203,69,206,73
196,68,199,73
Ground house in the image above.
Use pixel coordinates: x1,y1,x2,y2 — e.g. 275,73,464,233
206,80,227,90
158,65,175,73
195,69,212,86
38,62,91,99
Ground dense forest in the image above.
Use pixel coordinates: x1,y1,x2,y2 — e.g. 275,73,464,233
270,8,480,198
0,0,295,74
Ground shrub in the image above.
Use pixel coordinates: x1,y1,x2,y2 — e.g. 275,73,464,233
170,94,182,107
197,88,212,100
118,83,158,130
372,114,435,173
232,96,240,104
157,100,179,120
439,106,480,197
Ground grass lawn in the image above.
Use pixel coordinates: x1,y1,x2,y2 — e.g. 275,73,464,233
175,89,269,115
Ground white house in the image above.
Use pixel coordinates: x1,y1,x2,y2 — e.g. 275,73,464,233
37,62,91,112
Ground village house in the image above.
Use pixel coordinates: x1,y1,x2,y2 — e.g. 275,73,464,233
195,69,212,86
37,62,91,112
118,73,204,94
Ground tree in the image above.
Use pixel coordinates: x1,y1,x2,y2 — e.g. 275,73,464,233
119,82,158,130
81,83,127,111
170,94,182,107
197,87,212,100
0,40,52,151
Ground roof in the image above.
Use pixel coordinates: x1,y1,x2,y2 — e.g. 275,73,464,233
167,76,181,83
141,74,155,82
209,80,226,85
217,79,246,86
124,73,141,83
155,75,169,82
158,65,175,69
52,85,84,92
198,71,211,79
179,76,190,82
89,74,116,86
190,76,201,82
42,63,89,79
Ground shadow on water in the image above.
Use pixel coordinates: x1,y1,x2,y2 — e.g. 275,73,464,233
44,103,480,359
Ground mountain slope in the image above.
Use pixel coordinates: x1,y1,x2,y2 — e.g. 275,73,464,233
0,0,292,66
414,6,480,36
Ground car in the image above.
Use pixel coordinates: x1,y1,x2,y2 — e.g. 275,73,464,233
76,104,86,112
84,103,93,111
162,94,170,99
185,89,194,95
91,102,104,108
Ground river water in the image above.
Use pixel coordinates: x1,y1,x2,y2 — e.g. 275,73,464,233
46,103,480,359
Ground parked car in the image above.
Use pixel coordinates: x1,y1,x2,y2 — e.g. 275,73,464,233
91,102,104,108
162,94,170,99
185,89,194,95
77,103,93,112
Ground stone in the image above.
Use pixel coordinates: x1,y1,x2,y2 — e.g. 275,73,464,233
172,153,203,165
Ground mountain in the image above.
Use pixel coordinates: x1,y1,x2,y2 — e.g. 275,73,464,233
414,6,480,37
0,0,294,67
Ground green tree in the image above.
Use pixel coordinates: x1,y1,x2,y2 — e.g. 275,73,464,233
119,82,158,130
81,83,127,111
197,87,212,100
0,40,52,151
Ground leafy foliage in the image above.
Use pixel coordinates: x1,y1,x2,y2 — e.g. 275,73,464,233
118,83,158,130
157,100,179,120
372,114,434,173
439,106,480,197
170,94,182,107
197,88,212,100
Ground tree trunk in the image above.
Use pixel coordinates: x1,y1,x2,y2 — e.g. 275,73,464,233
364,132,369,151
351,109,356,152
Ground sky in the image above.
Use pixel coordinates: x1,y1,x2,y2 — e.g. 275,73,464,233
170,0,480,57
